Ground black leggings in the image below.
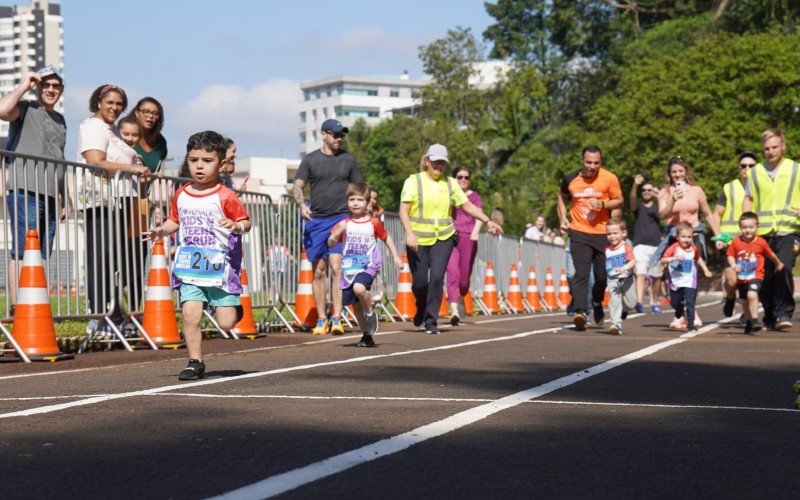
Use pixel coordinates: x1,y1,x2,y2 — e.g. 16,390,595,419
670,287,697,328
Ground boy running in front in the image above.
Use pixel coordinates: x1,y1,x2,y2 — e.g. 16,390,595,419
661,222,712,331
605,217,637,335
727,212,783,334
328,182,402,347
143,131,251,380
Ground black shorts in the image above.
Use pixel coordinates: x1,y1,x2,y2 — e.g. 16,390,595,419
718,247,731,269
737,280,762,299
342,272,374,306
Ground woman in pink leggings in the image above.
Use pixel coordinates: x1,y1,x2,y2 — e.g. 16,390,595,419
446,166,483,325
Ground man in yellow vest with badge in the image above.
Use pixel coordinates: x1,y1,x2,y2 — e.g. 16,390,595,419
713,151,757,319
743,129,800,330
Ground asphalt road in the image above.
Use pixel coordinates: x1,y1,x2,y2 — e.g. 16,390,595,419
1,300,798,499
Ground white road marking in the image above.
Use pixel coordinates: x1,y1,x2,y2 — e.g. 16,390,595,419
209,320,730,499
0,327,562,419
0,394,113,401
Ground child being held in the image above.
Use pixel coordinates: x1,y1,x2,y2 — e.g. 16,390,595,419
726,212,784,334
661,221,713,331
143,130,251,380
328,182,403,347
605,217,637,335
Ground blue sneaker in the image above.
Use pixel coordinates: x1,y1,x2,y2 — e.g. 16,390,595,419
651,304,662,314
635,302,645,314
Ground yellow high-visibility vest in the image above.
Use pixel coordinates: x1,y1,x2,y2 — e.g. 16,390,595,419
719,179,745,236
407,173,458,246
749,158,800,236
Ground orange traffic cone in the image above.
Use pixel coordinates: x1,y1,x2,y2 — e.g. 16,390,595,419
525,266,542,312
141,239,183,347
439,288,449,317
395,253,416,320
543,267,558,310
232,268,259,338
9,230,72,361
294,250,318,329
482,261,500,314
463,292,475,316
557,268,571,310
506,264,523,313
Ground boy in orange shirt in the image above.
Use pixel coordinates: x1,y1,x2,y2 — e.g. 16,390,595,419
726,212,783,335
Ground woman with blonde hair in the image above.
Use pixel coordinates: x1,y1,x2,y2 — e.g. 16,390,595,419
399,144,501,334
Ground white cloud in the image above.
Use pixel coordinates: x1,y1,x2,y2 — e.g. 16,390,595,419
301,26,419,61
173,78,302,157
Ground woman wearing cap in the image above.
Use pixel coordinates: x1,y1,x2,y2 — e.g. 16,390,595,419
399,144,502,334
126,97,167,173
650,156,721,329
77,84,151,332
444,165,483,325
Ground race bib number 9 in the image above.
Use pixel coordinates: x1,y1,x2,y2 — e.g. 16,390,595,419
173,246,226,286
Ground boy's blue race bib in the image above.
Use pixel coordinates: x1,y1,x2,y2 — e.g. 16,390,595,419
173,245,226,286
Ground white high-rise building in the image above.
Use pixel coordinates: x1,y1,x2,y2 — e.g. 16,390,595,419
0,0,64,140
298,72,425,155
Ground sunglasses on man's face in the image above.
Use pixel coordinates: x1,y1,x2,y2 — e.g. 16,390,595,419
456,175,470,180
740,163,756,169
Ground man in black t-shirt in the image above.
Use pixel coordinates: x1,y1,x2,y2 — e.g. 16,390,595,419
293,119,363,334
629,174,663,314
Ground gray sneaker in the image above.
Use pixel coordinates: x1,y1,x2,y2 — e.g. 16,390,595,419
364,310,379,335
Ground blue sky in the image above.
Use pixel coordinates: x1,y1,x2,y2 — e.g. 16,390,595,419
52,0,495,163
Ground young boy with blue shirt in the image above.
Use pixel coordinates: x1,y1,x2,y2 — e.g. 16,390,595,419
143,131,251,380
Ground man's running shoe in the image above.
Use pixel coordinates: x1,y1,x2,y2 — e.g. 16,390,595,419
356,333,376,348
573,311,587,331
425,322,441,335
178,359,206,381
592,303,605,325
723,297,736,317
609,323,622,335
776,317,793,330
364,310,379,335
330,318,345,335
635,302,645,314
311,318,329,335
651,304,662,314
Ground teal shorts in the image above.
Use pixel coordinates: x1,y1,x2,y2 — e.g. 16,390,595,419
179,284,241,307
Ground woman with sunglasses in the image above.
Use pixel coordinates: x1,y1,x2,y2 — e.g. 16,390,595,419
399,144,502,334
651,156,722,329
126,97,167,173
444,166,483,325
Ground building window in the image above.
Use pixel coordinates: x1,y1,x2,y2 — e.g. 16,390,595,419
336,106,379,118
299,111,306,123
322,108,328,118
390,89,400,97
343,88,378,96
312,130,318,141
300,132,306,143
312,109,317,121
304,91,310,101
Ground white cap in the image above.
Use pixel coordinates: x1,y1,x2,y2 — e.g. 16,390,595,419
425,143,449,163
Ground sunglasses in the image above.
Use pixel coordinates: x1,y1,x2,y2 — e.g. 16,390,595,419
456,175,470,180
739,163,756,169
41,82,63,90
326,131,345,139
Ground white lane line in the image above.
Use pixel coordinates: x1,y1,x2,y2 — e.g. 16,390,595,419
0,327,562,419
0,394,114,401
152,393,799,413
209,321,727,500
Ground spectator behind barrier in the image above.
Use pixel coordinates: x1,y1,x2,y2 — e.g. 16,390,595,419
0,65,67,314
524,215,546,241
126,97,167,174
76,84,152,333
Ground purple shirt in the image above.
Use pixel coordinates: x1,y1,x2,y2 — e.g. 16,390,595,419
452,191,482,234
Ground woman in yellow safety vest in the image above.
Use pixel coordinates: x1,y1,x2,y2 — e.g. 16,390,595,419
399,144,502,334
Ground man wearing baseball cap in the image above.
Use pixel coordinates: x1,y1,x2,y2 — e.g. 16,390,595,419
293,118,363,334
0,66,67,314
